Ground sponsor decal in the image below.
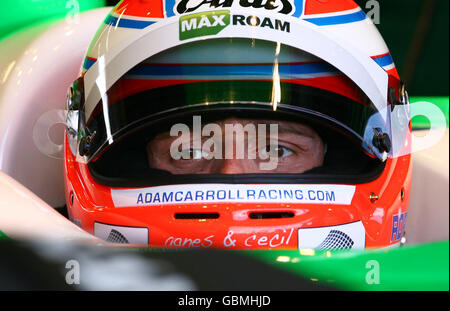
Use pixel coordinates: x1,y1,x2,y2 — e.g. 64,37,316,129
94,222,149,245
391,211,407,243
175,0,296,16
317,230,354,249
111,184,356,207
106,229,130,244
298,221,366,250
243,228,294,248
164,228,295,248
179,10,230,40
179,10,290,40
232,13,290,32
165,235,215,248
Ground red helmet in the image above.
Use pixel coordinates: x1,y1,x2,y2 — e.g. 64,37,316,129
64,0,412,249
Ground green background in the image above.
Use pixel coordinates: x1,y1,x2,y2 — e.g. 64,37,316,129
355,0,449,97
0,0,106,40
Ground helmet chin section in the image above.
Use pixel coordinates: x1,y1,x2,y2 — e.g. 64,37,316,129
65,137,411,250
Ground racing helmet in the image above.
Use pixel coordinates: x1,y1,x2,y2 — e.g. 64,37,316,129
64,0,412,249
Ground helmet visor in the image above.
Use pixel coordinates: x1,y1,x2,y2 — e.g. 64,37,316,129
70,38,394,184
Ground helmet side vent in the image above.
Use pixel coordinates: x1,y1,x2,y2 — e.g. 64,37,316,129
174,213,219,219
249,212,295,219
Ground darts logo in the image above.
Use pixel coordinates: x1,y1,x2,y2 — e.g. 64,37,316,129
175,0,296,15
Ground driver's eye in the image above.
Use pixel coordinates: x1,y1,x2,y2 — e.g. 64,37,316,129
265,145,294,158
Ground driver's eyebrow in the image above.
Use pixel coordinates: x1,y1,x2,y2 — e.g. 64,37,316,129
150,120,317,142
152,130,218,142
253,121,317,139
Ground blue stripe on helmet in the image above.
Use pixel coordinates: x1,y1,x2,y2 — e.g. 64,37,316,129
373,54,394,68
165,0,176,17
304,10,367,26
83,58,96,71
292,0,304,18
104,15,156,29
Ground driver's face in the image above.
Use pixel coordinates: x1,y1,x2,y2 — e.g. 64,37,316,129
147,117,325,174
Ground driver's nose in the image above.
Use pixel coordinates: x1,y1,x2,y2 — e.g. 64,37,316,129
218,158,248,174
